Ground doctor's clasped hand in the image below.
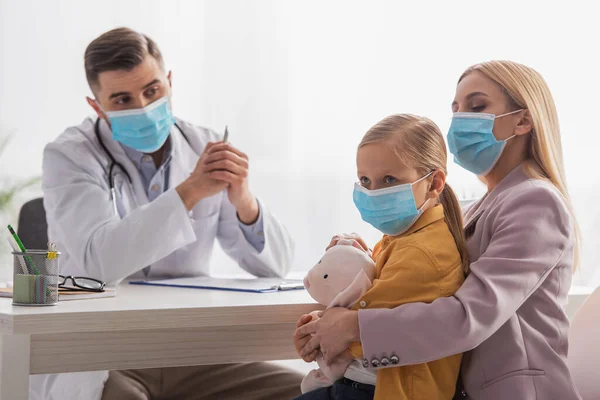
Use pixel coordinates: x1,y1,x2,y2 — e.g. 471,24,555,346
204,141,259,224
178,140,259,225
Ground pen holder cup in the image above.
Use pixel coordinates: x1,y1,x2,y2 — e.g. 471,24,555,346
12,250,60,306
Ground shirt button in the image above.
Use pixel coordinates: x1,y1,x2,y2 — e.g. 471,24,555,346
359,300,367,308
142,155,152,163
151,184,159,191
258,231,264,237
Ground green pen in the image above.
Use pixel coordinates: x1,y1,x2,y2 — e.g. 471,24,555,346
7,225,39,275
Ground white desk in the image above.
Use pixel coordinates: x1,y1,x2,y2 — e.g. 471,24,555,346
0,283,322,400
0,283,593,400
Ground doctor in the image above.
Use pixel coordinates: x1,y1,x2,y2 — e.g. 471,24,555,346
37,27,301,400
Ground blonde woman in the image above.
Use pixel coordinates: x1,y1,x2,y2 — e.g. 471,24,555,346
294,61,581,400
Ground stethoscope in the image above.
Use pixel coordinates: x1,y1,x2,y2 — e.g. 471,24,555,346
94,118,195,216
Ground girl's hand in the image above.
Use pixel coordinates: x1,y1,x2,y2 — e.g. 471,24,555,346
327,233,371,255
293,314,317,362
295,307,360,365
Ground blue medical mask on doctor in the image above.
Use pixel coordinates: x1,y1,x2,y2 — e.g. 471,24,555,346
447,109,523,176
353,172,433,236
103,96,176,153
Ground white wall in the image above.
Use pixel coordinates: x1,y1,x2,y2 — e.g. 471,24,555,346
1,0,599,284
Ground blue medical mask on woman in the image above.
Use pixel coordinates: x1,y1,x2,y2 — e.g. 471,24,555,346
353,172,433,236
103,96,175,153
447,109,523,176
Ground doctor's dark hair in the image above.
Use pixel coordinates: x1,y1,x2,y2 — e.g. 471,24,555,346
359,114,469,274
84,27,164,92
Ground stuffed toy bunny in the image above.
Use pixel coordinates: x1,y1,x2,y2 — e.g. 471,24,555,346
301,239,376,393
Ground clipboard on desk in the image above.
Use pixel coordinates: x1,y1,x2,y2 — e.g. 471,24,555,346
129,276,305,293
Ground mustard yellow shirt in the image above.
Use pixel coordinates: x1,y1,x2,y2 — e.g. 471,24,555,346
350,204,465,400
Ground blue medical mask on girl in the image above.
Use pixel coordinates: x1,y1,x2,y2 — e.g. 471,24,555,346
446,109,523,176
101,96,176,153
353,172,433,236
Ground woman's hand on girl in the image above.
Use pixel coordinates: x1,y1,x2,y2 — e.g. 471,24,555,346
295,307,361,365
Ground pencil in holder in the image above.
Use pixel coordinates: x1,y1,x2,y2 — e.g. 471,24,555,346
12,250,60,306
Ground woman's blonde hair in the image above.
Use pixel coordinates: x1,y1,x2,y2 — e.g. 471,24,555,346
359,114,469,274
461,60,580,269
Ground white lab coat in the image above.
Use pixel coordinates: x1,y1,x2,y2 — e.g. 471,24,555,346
32,116,295,400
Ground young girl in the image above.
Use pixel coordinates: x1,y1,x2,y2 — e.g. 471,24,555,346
294,113,467,400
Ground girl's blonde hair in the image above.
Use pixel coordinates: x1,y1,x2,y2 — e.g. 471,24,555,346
359,114,469,274
461,60,580,269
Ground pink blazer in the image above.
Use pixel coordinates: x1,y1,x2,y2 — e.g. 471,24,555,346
357,166,581,400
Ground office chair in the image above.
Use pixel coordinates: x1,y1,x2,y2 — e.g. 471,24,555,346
16,197,48,250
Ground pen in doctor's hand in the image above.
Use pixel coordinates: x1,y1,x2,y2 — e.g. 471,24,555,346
223,125,229,144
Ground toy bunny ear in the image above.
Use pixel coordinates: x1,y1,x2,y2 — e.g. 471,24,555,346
328,269,373,309
336,238,364,251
